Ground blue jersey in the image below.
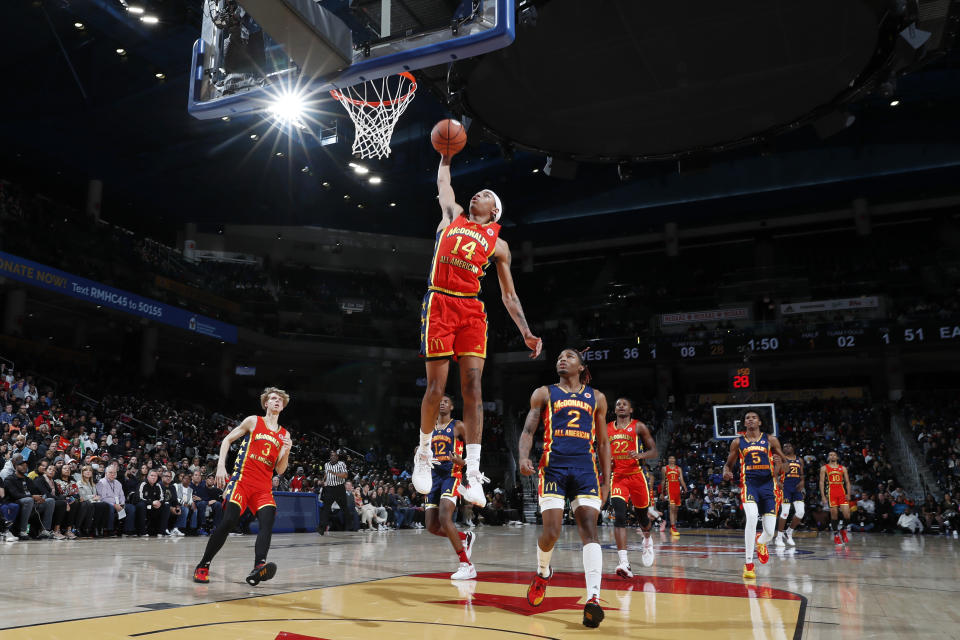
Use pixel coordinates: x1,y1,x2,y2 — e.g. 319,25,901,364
431,419,463,475
738,433,774,483
541,384,598,468
782,457,803,492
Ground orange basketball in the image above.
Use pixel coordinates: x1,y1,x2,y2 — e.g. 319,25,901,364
431,118,467,156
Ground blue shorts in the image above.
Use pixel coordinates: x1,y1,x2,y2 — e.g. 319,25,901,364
742,475,780,515
782,484,804,504
426,466,460,508
538,464,600,502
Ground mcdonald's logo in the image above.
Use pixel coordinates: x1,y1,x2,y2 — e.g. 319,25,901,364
544,481,558,493
429,338,445,352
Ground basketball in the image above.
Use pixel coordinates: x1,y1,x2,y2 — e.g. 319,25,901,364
431,118,467,156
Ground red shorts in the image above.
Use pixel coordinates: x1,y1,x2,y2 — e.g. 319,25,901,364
224,482,275,515
611,473,650,509
827,485,847,508
667,484,682,506
420,291,488,359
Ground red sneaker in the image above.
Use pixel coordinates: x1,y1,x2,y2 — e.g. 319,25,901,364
755,532,769,565
193,566,209,583
834,533,842,545
840,529,849,544
526,568,552,607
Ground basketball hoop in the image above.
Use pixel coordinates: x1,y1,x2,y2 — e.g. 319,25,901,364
330,72,417,159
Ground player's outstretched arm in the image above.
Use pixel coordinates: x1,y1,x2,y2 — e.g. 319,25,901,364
215,416,257,488
594,392,611,504
494,238,542,359
274,430,293,476
437,156,463,232
518,387,548,475
722,439,739,482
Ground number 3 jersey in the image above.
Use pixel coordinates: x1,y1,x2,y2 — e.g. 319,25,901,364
540,384,598,468
427,215,501,297
230,416,288,489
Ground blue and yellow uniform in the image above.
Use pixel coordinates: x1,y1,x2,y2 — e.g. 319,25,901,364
426,419,464,508
781,457,804,503
538,385,601,505
737,434,781,516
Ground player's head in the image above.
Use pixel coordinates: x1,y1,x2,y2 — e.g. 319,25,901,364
615,397,634,418
783,442,795,456
668,455,676,465
743,410,762,430
260,387,290,412
469,189,502,224
556,348,591,384
828,450,838,463
438,394,454,418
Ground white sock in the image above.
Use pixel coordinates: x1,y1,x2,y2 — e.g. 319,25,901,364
419,431,432,449
465,444,481,475
786,527,794,535
583,543,602,600
759,514,777,544
536,543,553,577
743,502,759,562
617,549,629,565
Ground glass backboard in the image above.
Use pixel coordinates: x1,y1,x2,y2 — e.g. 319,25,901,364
712,403,778,440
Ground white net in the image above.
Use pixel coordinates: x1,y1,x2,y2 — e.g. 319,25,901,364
330,72,417,159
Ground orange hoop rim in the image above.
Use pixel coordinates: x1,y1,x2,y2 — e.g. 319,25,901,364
330,71,417,107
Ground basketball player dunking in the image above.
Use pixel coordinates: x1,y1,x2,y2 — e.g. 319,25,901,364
519,349,611,629
662,456,686,537
424,394,477,579
608,397,658,576
775,443,805,547
193,387,292,586
722,410,786,579
414,153,542,509
820,451,852,545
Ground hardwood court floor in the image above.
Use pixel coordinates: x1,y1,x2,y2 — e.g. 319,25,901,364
1,526,957,639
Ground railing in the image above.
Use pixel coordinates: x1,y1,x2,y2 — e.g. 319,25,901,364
887,414,925,500
74,390,160,436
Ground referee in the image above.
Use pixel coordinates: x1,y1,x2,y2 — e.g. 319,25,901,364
318,450,349,535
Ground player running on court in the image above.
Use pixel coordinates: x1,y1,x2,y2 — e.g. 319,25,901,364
424,394,477,579
193,387,292,586
820,451,853,545
662,456,686,537
608,397,658,576
519,349,611,629
414,152,542,508
775,443,805,547
722,410,786,579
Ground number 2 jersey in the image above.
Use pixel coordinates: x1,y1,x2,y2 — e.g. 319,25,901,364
540,384,598,468
230,416,289,489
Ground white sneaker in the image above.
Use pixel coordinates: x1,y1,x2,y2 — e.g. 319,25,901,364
3,531,17,542
615,562,634,579
463,531,476,560
785,531,796,546
457,471,489,508
172,528,185,537
451,562,477,580
413,445,436,494
641,536,655,567
774,533,785,547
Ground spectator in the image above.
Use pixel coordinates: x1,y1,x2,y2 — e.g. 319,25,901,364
95,462,128,537
874,492,896,533
290,467,306,492
33,462,67,539
55,464,79,539
174,472,197,535
159,470,179,536
76,464,108,538
3,454,53,539
898,506,922,534
137,469,165,537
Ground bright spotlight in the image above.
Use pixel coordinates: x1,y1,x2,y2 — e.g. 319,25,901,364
140,15,159,24
127,6,145,14
369,176,382,184
267,91,308,130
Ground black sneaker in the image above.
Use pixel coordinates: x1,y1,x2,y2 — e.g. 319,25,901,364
245,561,277,586
582,596,604,628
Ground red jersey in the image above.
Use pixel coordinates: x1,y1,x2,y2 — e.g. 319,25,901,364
428,216,501,296
230,416,288,488
664,465,682,487
607,420,644,477
825,464,845,487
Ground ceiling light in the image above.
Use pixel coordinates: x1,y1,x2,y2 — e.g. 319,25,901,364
116,48,126,55
321,181,331,188
301,166,310,173
532,168,539,173
352,164,369,175
249,134,258,140
889,99,900,107
74,22,84,29
126,6,145,14
389,202,397,207
221,116,230,122
275,151,284,157
343,195,351,200
368,176,382,184
267,90,308,129
155,72,165,80
357,204,365,209
140,15,159,24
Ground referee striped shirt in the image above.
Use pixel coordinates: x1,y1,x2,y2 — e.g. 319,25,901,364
324,460,348,487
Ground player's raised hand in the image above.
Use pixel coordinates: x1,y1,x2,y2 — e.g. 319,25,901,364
519,458,536,476
525,334,543,359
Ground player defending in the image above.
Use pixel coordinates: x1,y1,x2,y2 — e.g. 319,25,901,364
193,387,292,586
519,349,611,629
608,397,658,576
775,443,805,547
414,153,542,509
820,451,852,545
662,456,686,537
425,394,477,579
722,410,785,579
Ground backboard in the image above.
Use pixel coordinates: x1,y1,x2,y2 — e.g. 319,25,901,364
712,403,778,440
188,0,515,120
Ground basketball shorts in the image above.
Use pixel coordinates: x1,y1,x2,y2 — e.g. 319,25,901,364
426,466,461,508
742,475,780,516
611,472,650,509
667,483,682,506
782,484,804,504
827,484,847,508
223,479,275,515
538,464,601,512
420,291,487,359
